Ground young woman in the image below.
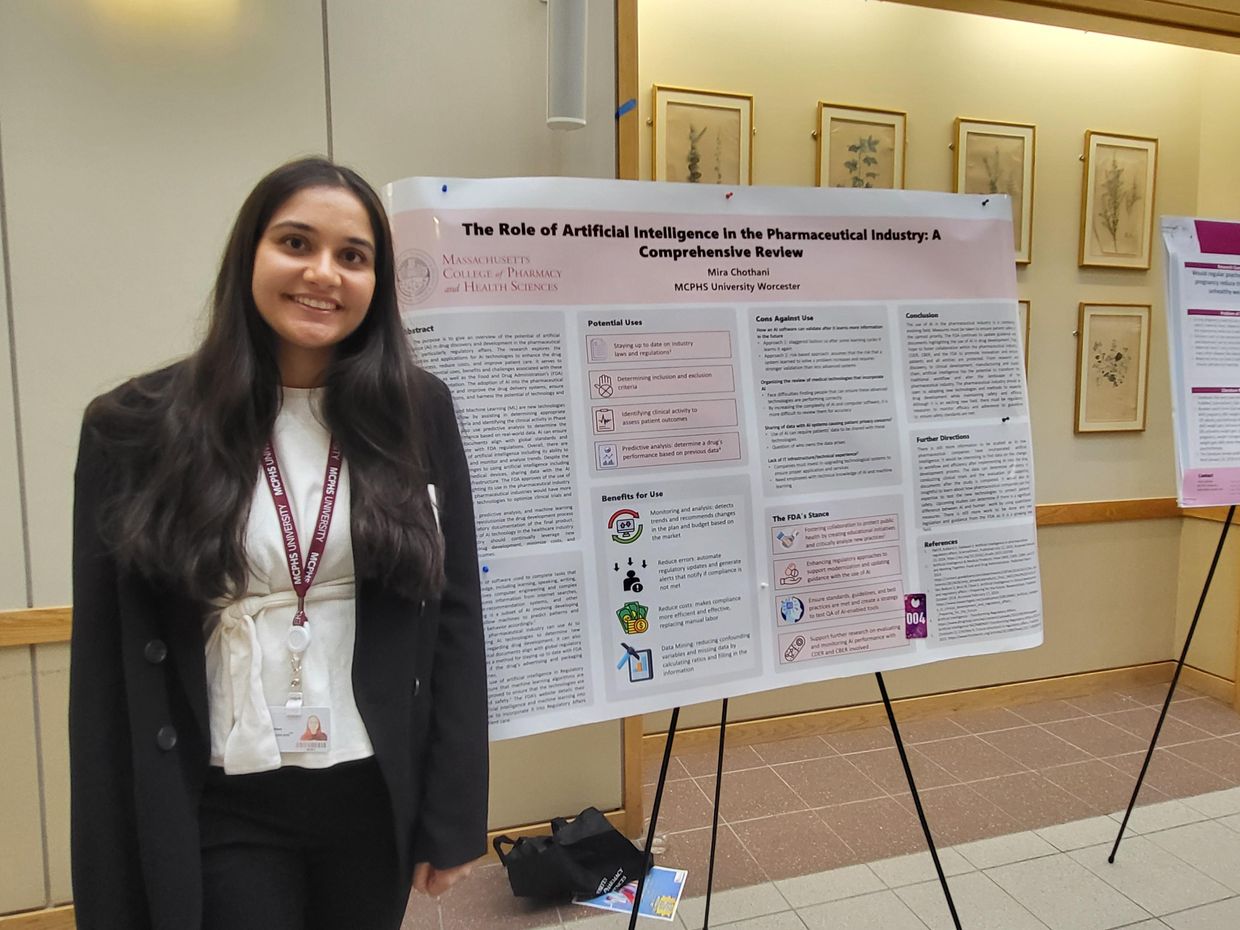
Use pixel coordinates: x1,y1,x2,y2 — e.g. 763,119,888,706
70,158,488,930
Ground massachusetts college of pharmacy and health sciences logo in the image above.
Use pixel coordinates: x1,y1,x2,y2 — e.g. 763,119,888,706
396,249,438,306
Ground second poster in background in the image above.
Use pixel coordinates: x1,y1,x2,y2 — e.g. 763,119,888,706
383,177,1042,741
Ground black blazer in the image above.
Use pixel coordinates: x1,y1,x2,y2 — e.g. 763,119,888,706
69,366,488,930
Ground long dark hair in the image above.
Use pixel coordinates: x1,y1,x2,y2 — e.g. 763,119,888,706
90,157,444,604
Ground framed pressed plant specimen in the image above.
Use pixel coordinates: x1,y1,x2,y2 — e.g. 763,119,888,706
1074,302,1151,433
1018,300,1031,369
1079,131,1158,269
954,118,1036,264
815,102,906,189
651,85,753,184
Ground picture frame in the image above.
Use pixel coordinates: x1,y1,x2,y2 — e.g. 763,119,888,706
1017,300,1031,369
954,118,1035,264
1074,303,1151,433
815,102,906,189
1078,131,1159,269
652,85,753,185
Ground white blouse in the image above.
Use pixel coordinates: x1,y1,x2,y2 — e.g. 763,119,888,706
204,388,373,774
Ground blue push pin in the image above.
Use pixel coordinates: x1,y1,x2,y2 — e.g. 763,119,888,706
441,184,448,193
481,564,489,574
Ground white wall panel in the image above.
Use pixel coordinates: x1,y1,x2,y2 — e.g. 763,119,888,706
328,0,615,188
0,1,330,604
0,162,28,609
328,0,622,830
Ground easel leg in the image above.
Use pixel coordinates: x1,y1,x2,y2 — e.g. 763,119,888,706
1110,504,1235,863
629,707,680,930
702,698,728,930
876,673,962,930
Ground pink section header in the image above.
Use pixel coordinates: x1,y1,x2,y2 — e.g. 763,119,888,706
390,208,1016,309
1187,309,1240,317
1185,261,1240,271
1191,387,1240,394
1195,220,1240,256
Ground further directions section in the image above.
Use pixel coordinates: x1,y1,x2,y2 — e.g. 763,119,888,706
913,423,1034,531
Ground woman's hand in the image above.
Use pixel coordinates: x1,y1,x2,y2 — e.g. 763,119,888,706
413,860,475,897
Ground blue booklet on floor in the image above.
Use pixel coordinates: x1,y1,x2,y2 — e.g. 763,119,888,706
572,866,688,921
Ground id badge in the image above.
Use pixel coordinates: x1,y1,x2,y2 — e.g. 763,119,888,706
269,705,332,753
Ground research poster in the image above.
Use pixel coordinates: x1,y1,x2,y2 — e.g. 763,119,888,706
1163,217,1240,507
383,177,1042,741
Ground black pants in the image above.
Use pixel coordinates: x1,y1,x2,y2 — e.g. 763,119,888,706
199,758,411,930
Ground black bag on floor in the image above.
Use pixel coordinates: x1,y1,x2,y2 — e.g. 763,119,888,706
492,806,650,899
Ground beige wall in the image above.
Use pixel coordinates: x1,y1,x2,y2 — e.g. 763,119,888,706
1174,53,1240,684
1175,519,1240,682
0,187,25,610
636,0,1240,731
4,0,1240,918
0,0,619,916
638,0,1217,504
1197,54,1240,222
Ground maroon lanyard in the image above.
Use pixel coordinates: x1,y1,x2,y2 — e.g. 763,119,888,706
261,438,342,626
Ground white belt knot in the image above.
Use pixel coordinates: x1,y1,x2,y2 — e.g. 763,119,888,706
207,579,355,773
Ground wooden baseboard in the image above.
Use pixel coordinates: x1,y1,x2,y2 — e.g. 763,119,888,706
0,905,74,929
0,608,71,648
642,662,1177,753
1183,507,1236,525
1034,498,1180,526
1182,664,1236,704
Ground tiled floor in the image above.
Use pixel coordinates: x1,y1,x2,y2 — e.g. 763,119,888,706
405,682,1240,929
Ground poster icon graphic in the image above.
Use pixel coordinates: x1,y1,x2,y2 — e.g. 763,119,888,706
607,509,643,543
778,596,805,624
783,635,806,662
588,337,608,362
623,570,643,593
594,373,615,398
627,648,654,682
905,593,928,639
597,443,618,469
778,562,802,586
616,601,650,634
594,408,616,433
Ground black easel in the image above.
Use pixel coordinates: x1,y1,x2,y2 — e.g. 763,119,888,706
1109,504,1235,863
633,681,963,930
701,699,728,930
626,701,728,930
876,672,962,930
